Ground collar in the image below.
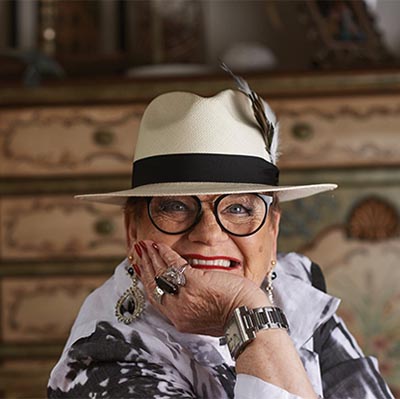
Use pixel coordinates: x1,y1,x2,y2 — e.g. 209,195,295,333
273,253,340,348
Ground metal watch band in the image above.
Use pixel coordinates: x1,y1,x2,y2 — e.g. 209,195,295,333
250,306,289,332
224,305,289,360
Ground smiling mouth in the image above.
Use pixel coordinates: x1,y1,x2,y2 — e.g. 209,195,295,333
183,254,241,270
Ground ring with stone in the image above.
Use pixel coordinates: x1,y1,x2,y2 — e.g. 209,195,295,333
178,263,188,274
153,285,165,304
163,263,188,287
155,275,179,295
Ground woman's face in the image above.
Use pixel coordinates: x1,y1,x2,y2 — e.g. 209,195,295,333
125,195,280,286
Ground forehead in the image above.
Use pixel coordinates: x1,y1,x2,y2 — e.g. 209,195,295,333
198,194,222,202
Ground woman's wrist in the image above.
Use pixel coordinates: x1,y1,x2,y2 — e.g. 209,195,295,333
233,285,272,310
223,285,272,333
235,329,318,398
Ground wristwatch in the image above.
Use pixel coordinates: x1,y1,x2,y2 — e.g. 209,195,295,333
224,305,289,360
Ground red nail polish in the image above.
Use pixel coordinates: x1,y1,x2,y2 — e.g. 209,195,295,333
139,241,147,252
152,242,159,250
133,264,141,277
134,244,142,258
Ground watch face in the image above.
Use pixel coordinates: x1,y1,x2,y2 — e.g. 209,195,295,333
226,319,242,353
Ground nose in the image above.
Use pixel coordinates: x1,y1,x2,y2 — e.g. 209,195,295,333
187,207,229,245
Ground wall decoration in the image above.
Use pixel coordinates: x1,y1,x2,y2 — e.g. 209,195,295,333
299,0,393,68
302,196,400,395
125,0,205,66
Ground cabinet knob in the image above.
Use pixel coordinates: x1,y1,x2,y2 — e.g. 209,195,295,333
93,129,115,146
291,123,313,140
94,219,115,235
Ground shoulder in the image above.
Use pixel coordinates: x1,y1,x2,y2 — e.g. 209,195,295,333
280,252,328,293
62,274,117,347
65,259,134,347
277,252,327,293
48,319,197,398
277,252,313,283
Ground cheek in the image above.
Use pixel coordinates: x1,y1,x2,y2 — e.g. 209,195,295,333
239,226,277,278
136,216,182,247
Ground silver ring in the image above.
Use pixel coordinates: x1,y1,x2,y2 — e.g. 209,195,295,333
153,285,165,304
164,263,188,287
177,263,188,275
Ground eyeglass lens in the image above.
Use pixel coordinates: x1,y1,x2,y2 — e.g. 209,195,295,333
148,194,271,236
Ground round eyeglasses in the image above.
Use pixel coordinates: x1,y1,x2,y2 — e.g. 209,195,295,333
147,193,273,237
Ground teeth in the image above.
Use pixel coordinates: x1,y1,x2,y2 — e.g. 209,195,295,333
189,259,231,268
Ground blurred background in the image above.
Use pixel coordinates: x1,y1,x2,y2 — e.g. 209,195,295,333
0,0,400,397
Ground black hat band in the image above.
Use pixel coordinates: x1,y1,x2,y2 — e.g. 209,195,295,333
132,153,279,188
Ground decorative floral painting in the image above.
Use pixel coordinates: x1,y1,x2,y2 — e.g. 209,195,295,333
303,197,400,396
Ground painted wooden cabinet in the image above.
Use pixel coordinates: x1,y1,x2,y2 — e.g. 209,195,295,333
1,72,399,397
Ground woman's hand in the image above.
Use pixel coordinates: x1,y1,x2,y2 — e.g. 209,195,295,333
132,240,270,337
131,240,318,398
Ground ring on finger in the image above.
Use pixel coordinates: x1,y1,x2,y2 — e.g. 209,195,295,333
164,263,189,287
155,275,179,295
177,263,189,274
176,263,188,284
153,285,165,304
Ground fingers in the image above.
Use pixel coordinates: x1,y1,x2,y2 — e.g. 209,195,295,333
132,241,157,290
155,242,188,269
129,240,187,292
134,240,187,273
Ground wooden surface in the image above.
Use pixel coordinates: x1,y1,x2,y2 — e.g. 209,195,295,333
2,69,400,106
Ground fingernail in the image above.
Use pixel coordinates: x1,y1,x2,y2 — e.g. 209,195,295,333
138,241,147,252
134,244,142,258
133,264,141,277
152,242,159,250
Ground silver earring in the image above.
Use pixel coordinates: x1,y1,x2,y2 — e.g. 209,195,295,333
265,260,277,305
115,264,145,324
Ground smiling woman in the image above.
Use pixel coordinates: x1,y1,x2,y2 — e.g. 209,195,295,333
47,70,393,399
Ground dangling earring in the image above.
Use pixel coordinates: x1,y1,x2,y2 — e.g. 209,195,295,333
115,256,145,324
265,260,277,305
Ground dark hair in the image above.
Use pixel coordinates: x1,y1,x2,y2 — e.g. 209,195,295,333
269,193,281,223
124,197,146,223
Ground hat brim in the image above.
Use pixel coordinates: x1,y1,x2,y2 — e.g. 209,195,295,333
75,182,337,205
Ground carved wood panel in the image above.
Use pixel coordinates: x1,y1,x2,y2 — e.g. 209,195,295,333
275,95,400,168
0,104,145,176
1,275,108,343
0,360,53,399
1,196,126,259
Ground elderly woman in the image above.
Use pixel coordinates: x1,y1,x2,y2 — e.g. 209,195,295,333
48,83,393,398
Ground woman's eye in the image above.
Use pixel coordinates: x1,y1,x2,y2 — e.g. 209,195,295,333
160,201,188,213
226,204,251,215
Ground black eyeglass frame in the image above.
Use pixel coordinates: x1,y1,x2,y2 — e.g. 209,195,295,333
146,193,273,237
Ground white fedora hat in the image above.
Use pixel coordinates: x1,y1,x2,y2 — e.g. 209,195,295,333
76,89,336,205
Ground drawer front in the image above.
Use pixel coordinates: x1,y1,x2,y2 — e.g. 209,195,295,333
1,275,108,343
0,360,54,399
0,104,145,177
1,196,126,260
273,95,400,168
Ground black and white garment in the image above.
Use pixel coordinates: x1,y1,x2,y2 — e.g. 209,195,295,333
48,253,394,399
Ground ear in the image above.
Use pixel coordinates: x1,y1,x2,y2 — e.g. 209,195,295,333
124,211,137,250
269,210,281,255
